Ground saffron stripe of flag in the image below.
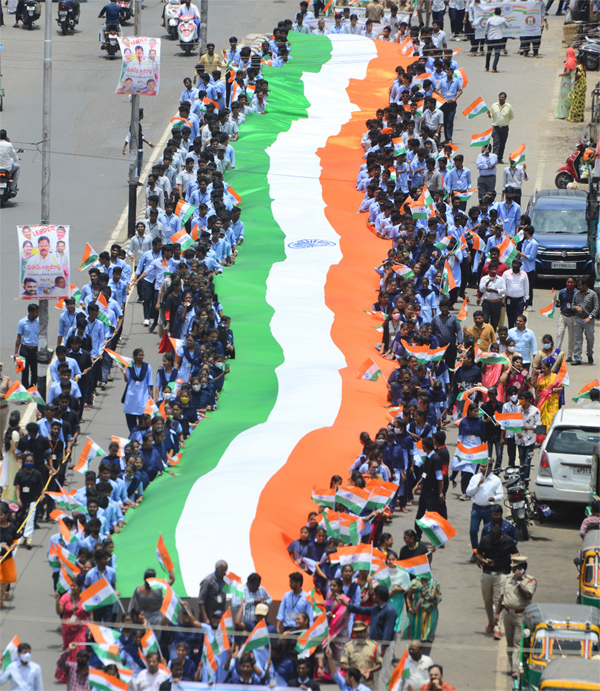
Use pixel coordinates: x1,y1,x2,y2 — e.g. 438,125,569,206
395,553,431,578
212,610,233,654
388,649,410,690
156,534,175,573
458,385,489,401
573,379,600,403
415,511,457,548
494,411,523,431
457,296,468,322
104,348,133,369
80,576,119,611
4,381,32,402
56,566,73,595
296,611,329,653
238,619,270,656
175,199,197,224
75,438,106,473
470,127,493,148
2,636,20,671
88,623,121,646
228,186,242,205
143,397,160,418
455,441,489,464
14,355,25,373
442,260,457,294
79,243,99,271
111,435,130,457
462,96,488,119
141,628,161,657
509,143,526,164
539,288,556,318
160,583,183,624
89,668,129,691
357,357,383,381
202,637,218,680
466,229,483,251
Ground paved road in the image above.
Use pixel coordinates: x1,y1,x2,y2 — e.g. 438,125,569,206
0,11,598,691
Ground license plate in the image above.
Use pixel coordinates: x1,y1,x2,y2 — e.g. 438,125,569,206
512,501,525,509
0,183,7,189
28,8,34,13
551,262,577,269
574,467,591,474
59,12,67,16
169,18,177,24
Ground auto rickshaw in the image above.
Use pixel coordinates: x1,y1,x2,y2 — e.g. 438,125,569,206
539,658,600,690
519,603,600,691
575,533,600,609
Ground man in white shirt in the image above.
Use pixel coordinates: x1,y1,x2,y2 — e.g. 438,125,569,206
292,12,311,33
0,642,43,691
478,265,505,330
0,129,20,193
484,9,509,74
401,641,434,691
431,21,447,48
476,144,498,202
466,461,504,561
130,652,171,690
508,314,537,366
502,159,527,206
503,259,529,328
518,226,538,310
515,391,541,485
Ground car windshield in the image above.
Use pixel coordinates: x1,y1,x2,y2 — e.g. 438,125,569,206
530,205,587,234
546,427,600,455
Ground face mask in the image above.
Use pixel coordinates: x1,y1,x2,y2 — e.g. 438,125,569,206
510,395,518,403
394,427,403,434
192,385,201,392
392,313,400,321
543,343,551,350
25,463,34,469
215,362,223,369
180,397,189,405
163,392,172,400
376,438,385,446
20,653,31,663
201,383,208,389
507,346,515,353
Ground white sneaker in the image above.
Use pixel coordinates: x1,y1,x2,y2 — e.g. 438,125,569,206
527,306,533,312
143,319,149,326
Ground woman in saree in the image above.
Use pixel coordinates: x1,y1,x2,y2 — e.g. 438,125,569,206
321,578,351,671
503,355,531,397
533,334,565,407
55,575,89,682
481,341,508,402
568,55,587,123
532,359,564,431
555,47,577,119
405,575,442,653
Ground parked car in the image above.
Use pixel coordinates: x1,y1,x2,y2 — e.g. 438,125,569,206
526,189,593,281
534,409,600,506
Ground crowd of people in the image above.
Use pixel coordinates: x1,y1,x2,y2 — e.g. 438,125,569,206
0,1,599,690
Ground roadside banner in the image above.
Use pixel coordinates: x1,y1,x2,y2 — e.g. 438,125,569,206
474,1,544,39
116,37,161,95
18,224,70,299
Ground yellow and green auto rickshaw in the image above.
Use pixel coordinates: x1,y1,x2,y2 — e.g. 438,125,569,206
575,532,600,609
539,658,600,690
519,603,600,691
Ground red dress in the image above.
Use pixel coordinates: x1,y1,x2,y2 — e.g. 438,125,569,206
55,593,89,682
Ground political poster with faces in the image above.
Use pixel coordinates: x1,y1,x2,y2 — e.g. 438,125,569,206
116,36,161,96
474,1,544,40
18,224,70,299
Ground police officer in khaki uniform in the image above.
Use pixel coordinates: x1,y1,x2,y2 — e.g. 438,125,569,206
494,555,537,680
339,621,382,690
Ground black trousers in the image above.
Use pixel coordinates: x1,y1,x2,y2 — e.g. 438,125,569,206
19,345,38,389
482,300,502,331
440,101,457,142
492,125,509,162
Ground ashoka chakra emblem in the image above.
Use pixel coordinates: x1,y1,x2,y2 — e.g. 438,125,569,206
288,239,336,249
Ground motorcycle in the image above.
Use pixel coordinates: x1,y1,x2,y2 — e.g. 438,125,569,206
498,466,550,541
555,139,596,189
56,1,79,35
178,15,198,56
117,0,132,22
0,170,16,208
579,38,600,71
100,22,121,57
164,0,179,39
17,0,41,30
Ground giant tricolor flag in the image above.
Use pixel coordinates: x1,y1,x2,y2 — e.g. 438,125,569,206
111,34,436,600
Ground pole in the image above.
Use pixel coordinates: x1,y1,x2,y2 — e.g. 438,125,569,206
199,0,207,57
126,0,142,238
37,0,53,400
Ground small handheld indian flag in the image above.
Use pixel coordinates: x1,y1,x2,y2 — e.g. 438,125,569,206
2,636,20,671
26,386,45,406
393,137,407,156
175,199,196,224
111,435,130,457
75,438,106,473
494,235,518,265
202,637,219,681
462,96,488,119
141,628,161,657
160,583,183,624
398,36,414,56
510,143,526,164
470,127,493,148
455,441,489,464
336,544,373,571
409,187,429,219
104,348,133,370
416,511,457,548
336,486,371,514
88,668,129,691
156,534,175,574
89,644,122,665
572,379,600,404
88,622,122,646
56,566,73,595
14,355,25,373
391,264,415,279
222,571,244,599
539,288,556,318
457,296,468,322
358,357,383,381
388,649,410,690
296,612,329,654
474,351,510,366
169,228,195,251
213,610,233,654
79,243,99,271
81,576,119,611
96,293,113,328
441,261,457,295
144,397,160,418
494,411,523,432
323,0,334,15
238,619,270,656
456,187,478,203
396,553,431,578
4,381,32,403
466,229,483,251
311,487,337,509
59,517,78,545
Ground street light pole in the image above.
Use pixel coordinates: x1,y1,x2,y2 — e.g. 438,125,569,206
37,0,53,400
199,0,207,57
127,0,142,238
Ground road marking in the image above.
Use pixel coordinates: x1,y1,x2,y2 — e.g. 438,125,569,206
495,639,510,691
534,75,562,192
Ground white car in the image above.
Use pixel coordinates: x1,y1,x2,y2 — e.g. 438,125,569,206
534,409,600,505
